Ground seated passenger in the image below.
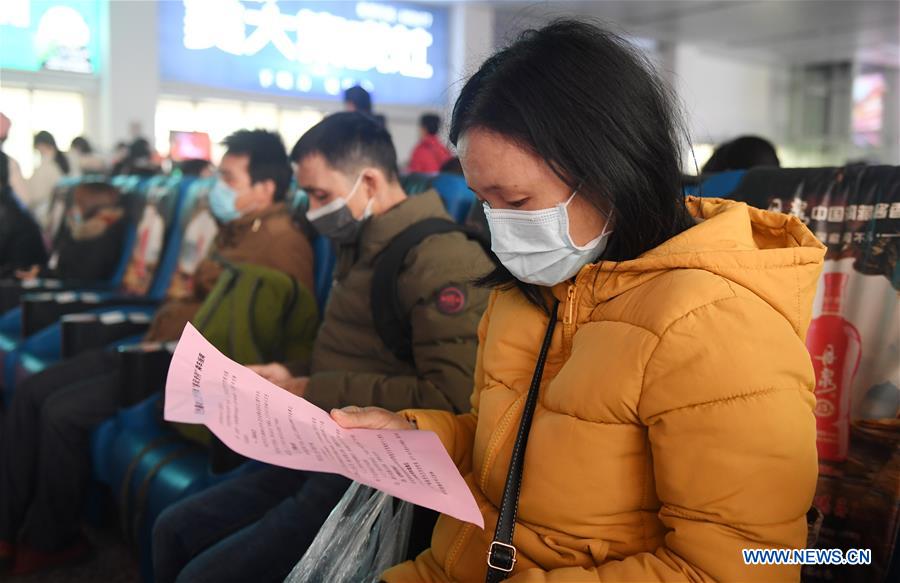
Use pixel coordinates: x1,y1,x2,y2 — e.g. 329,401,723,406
702,135,781,173
0,149,47,278
0,129,313,576
16,182,127,282
335,20,824,583
177,158,213,178
151,112,494,583
111,138,159,177
68,137,107,177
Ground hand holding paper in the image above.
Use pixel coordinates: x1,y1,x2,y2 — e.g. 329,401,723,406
164,323,484,528
332,406,416,431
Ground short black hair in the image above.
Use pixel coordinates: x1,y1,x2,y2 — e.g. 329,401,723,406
71,136,92,154
178,158,212,177
343,86,372,114
222,129,291,202
290,112,399,182
702,136,780,173
420,113,441,135
129,138,152,160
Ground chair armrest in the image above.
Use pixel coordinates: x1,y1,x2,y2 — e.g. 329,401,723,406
61,311,154,359
22,292,159,336
0,278,114,313
118,342,175,407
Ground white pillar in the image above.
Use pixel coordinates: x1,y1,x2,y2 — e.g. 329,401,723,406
667,43,786,146
99,0,159,149
448,3,495,111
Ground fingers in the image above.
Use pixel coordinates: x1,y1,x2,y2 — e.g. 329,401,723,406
330,406,372,428
248,363,279,378
330,407,412,430
248,366,271,380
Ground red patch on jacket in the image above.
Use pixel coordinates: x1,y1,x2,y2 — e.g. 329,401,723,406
435,286,466,315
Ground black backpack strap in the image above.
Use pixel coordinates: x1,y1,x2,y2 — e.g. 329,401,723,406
371,218,489,363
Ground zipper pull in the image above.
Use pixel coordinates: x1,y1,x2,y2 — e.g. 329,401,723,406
563,284,577,325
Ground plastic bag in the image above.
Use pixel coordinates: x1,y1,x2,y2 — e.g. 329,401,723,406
284,481,414,583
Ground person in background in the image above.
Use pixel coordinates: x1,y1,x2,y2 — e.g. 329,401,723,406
151,112,494,583
334,20,824,583
110,140,129,169
112,137,158,176
27,131,69,224
0,113,29,203
67,136,106,176
15,182,127,282
343,86,388,128
178,158,213,178
343,85,372,114
0,116,47,277
702,135,781,174
0,129,314,577
407,113,452,174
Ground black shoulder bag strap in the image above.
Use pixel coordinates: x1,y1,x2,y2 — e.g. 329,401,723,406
486,299,560,582
0,151,9,192
371,217,490,363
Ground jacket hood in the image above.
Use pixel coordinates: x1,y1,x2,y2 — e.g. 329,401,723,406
566,196,826,339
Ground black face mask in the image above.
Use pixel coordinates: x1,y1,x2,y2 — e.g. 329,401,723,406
305,175,370,244
308,201,368,244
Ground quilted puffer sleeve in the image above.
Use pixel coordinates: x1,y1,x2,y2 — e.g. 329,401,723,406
507,295,819,583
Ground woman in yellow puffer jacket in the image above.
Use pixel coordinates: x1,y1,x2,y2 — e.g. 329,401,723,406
334,20,826,583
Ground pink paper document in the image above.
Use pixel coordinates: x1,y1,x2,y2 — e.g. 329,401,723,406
164,323,484,528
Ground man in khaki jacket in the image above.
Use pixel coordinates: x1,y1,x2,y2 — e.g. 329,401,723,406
152,112,494,583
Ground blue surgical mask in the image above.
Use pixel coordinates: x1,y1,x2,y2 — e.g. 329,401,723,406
209,179,241,223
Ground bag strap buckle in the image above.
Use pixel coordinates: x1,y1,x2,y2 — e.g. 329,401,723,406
487,541,517,573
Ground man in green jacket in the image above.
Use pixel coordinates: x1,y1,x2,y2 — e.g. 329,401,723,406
152,112,493,583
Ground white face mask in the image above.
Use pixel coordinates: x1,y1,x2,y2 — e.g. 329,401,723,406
484,191,612,286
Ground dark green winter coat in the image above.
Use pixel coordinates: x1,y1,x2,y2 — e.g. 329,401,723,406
302,190,493,414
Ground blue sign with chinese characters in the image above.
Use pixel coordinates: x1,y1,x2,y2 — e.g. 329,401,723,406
159,0,449,106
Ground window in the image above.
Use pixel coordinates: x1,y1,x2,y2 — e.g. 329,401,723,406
243,103,279,132
278,109,324,153
0,86,85,176
154,99,197,157
155,97,323,162
195,100,245,161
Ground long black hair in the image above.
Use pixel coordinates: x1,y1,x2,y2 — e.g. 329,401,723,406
450,20,694,309
34,131,70,175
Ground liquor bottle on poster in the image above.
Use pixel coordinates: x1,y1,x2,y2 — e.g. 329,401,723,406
807,272,862,462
